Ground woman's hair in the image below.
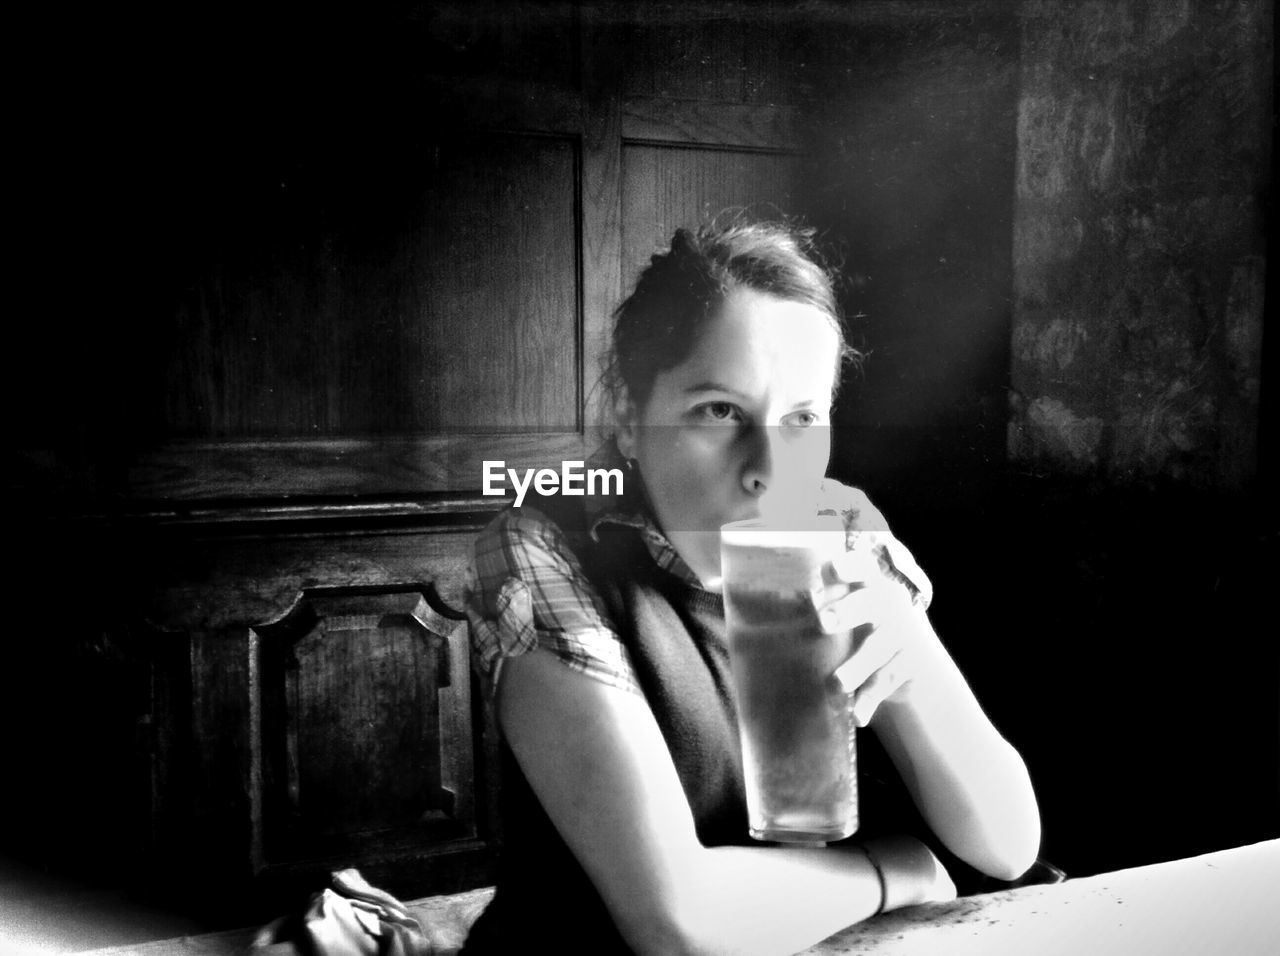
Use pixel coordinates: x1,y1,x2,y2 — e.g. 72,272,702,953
602,219,859,415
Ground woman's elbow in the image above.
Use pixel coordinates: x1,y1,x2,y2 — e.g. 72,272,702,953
980,757,1043,881
979,808,1042,882
613,872,739,956
608,878,715,956
618,905,717,956
983,844,1039,883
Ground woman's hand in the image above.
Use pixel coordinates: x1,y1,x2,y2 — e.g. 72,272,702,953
813,541,946,727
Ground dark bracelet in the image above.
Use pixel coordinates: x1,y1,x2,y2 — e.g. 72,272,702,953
861,844,888,914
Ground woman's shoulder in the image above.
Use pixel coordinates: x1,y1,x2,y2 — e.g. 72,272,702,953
470,503,588,592
474,503,570,550
466,504,642,700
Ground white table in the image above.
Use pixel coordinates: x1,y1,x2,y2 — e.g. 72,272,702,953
805,839,1280,955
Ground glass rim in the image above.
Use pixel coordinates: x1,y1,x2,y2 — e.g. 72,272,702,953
720,513,845,546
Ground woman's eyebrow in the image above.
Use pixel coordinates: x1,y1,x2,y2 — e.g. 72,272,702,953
683,380,746,397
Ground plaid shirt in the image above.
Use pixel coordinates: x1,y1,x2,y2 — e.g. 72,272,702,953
465,459,933,702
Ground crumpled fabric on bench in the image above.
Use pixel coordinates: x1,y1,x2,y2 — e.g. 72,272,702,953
248,868,431,955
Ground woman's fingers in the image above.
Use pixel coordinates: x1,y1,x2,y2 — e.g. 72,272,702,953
843,651,908,727
825,547,882,587
815,584,882,633
818,549,925,725
816,576,912,639
832,625,896,694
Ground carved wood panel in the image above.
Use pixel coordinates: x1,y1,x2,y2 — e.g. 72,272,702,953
251,586,474,871
107,522,502,910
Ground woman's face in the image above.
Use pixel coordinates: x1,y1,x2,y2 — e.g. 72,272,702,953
617,287,842,589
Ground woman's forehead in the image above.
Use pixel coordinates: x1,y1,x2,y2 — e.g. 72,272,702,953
692,290,838,364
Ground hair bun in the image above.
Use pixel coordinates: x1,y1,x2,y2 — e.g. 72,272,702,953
669,228,698,258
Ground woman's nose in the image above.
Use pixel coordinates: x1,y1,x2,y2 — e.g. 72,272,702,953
739,425,777,496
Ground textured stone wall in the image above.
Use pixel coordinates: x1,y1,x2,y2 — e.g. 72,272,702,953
1008,0,1270,489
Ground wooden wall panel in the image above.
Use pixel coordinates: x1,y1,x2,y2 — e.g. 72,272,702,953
410,133,581,433
620,145,803,290
163,132,579,439
622,98,800,151
622,8,747,102
416,1,578,87
580,14,625,433
740,7,808,106
619,1,807,106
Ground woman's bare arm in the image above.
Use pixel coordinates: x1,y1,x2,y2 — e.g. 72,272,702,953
825,557,1042,881
498,647,953,956
870,605,1041,879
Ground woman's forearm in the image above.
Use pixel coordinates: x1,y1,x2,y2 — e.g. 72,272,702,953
872,610,1041,879
649,837,948,956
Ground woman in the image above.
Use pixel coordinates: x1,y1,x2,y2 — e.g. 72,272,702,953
463,222,1041,954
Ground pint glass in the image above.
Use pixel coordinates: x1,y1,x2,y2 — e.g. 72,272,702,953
721,516,858,843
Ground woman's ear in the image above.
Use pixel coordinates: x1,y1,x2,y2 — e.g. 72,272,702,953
614,393,638,459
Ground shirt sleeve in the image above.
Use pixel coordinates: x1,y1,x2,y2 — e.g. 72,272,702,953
465,507,643,702
816,480,935,610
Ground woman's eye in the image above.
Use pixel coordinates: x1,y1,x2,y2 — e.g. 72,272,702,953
784,410,821,428
696,402,741,423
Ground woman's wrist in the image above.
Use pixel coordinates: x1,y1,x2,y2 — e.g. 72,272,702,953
861,835,950,910
858,844,888,913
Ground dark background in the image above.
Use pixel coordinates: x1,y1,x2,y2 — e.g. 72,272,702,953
4,0,1275,944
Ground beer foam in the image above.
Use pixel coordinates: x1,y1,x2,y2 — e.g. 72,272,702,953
721,515,845,593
